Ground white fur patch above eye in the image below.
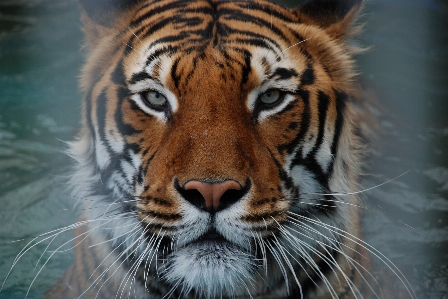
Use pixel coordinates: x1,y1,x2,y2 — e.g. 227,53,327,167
126,49,178,121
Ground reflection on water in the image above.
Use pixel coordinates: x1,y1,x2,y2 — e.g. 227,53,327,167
0,0,447,298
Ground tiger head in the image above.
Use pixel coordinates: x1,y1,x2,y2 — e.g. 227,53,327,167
71,0,364,298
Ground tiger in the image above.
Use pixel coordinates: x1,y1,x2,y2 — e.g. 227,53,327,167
34,0,414,298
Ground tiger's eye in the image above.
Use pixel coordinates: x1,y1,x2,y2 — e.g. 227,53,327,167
143,91,167,107
259,89,281,104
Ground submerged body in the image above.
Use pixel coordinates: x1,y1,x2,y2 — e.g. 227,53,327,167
42,0,397,298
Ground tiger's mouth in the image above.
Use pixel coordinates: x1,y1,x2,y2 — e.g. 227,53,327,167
157,229,259,296
158,227,247,261
195,229,227,244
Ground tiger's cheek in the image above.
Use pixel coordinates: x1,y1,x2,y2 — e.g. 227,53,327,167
121,99,185,218
121,99,167,158
257,97,307,163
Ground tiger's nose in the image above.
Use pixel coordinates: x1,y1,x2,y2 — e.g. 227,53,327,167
175,179,252,212
184,180,241,211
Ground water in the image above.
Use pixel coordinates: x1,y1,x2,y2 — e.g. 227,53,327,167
0,1,81,297
0,0,447,298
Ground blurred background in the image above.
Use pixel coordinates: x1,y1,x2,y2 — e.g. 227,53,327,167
0,0,447,298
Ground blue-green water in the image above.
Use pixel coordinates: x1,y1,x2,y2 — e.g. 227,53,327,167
0,0,447,298
0,1,81,298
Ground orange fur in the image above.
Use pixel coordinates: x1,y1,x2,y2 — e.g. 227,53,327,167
48,1,384,298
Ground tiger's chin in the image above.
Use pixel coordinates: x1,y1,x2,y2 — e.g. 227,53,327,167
160,238,259,298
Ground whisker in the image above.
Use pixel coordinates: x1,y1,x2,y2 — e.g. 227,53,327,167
0,219,96,292
263,239,290,293
115,217,159,297
80,223,149,298
287,211,417,299
280,218,370,299
302,171,410,197
271,234,305,298
281,38,313,54
290,198,366,209
274,221,339,298
23,219,120,299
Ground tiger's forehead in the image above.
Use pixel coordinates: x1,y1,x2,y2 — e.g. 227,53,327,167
123,45,309,106
122,0,307,85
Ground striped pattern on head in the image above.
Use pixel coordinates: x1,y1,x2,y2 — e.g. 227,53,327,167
69,0,365,298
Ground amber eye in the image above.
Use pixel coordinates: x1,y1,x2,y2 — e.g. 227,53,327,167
142,91,167,108
259,89,282,105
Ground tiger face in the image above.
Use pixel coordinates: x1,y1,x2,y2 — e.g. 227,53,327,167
67,0,368,298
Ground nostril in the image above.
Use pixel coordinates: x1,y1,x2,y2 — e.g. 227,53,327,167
174,179,251,212
219,188,246,210
174,180,206,210
179,188,204,209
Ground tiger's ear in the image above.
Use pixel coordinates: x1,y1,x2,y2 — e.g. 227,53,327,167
297,0,363,39
78,0,144,48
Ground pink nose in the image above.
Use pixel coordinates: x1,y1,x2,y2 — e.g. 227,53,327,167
184,180,241,211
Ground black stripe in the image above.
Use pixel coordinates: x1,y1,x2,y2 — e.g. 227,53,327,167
219,25,283,53
142,150,157,182
268,148,295,191
115,86,142,142
114,86,132,134
300,65,315,86
173,16,204,27
183,54,201,89
275,99,298,117
289,30,306,47
270,67,299,81
241,49,252,86
309,91,330,167
138,16,183,40
289,91,330,188
170,57,181,90
96,89,116,157
111,59,126,85
220,10,290,45
234,2,297,23
145,211,183,221
85,88,96,153
228,38,277,53
278,89,310,155
290,91,339,215
130,1,188,28
144,45,179,66
288,121,299,130
129,71,155,85
328,90,347,175
148,31,192,48
178,6,214,15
